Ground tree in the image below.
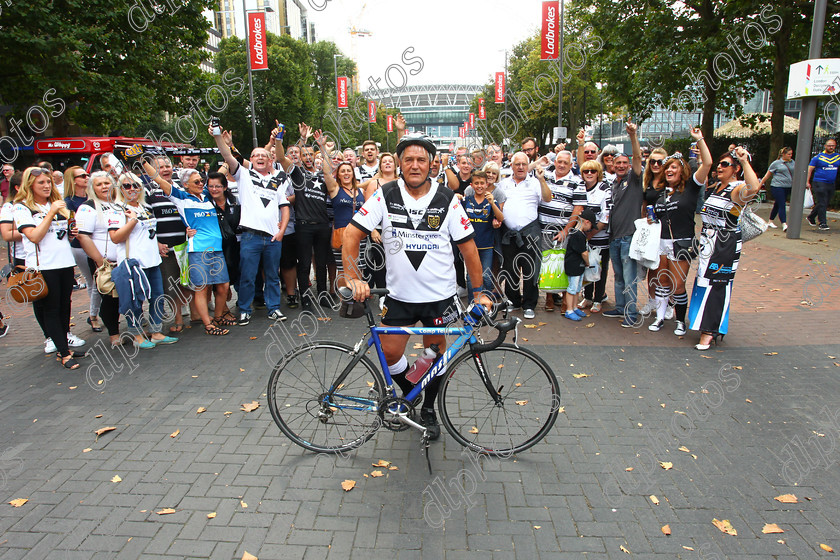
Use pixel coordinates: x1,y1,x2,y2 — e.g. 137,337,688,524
0,0,215,138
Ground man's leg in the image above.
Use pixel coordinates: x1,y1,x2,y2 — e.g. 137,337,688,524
521,234,541,311
501,241,521,308
237,232,262,316
620,236,640,319
262,239,284,313
610,238,626,312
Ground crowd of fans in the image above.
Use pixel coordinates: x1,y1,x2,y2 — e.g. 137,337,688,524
0,115,829,369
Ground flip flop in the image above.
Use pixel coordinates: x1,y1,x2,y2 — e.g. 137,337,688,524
169,323,185,333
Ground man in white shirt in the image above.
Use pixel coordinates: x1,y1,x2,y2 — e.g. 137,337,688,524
498,152,552,319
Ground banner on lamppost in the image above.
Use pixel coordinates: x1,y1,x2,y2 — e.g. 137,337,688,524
469,113,475,129
540,1,560,60
459,127,465,138
248,13,268,71
386,114,393,132
368,101,377,123
478,98,486,120
494,72,505,103
336,77,348,109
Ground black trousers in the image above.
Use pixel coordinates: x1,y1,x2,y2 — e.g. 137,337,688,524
296,222,332,301
502,235,541,311
34,267,74,356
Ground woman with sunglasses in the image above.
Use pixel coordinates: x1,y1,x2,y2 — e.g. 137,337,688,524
206,171,240,324
62,166,103,333
646,128,711,335
13,167,85,369
689,147,760,350
640,148,668,317
76,171,125,347
319,150,365,278
577,160,611,312
109,172,178,348
143,163,230,335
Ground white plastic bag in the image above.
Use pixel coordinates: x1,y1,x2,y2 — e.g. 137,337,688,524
583,246,602,283
629,218,661,269
804,188,814,210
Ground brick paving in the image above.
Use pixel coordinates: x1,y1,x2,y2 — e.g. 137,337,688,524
0,204,838,559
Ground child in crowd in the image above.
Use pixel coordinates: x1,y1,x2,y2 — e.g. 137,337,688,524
462,170,504,295
564,209,596,321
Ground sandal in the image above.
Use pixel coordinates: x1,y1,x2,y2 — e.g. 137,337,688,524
221,311,237,323
169,323,185,333
59,355,81,370
204,323,229,336
87,316,103,333
57,350,87,361
213,316,237,327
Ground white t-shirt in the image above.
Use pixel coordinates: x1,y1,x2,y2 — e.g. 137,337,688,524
0,202,26,261
108,204,161,268
76,199,120,262
234,166,290,236
350,179,475,303
13,202,75,270
499,175,545,231
358,163,379,182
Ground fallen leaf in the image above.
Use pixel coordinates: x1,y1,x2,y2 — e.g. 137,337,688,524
370,470,384,478
572,373,589,379
111,475,122,483
691,454,698,460
224,411,233,416
515,382,522,387
94,426,116,436
820,543,834,553
619,545,631,554
240,500,247,508
585,322,595,328
95,414,103,418
625,467,634,472
524,324,537,329
661,524,671,535
8,498,28,507
239,368,245,372
762,523,783,534
533,525,541,529
196,407,206,414
469,426,479,434
515,400,529,406
241,401,260,412
341,480,356,491
661,403,666,408
777,539,785,544
774,494,798,504
558,406,566,413
249,336,258,340
674,410,686,415
170,430,180,438
682,546,694,551
363,474,369,478
69,386,77,390
650,495,660,505
207,512,216,519
745,399,752,403
242,552,258,560
659,462,673,470
712,518,737,536
155,508,176,515
764,352,778,356
82,448,92,453
388,466,398,471
372,460,391,468
678,446,690,453
538,322,547,326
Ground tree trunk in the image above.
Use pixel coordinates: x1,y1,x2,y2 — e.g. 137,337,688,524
769,11,792,167
701,57,717,144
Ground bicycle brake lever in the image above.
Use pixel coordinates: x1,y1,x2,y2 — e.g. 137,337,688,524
512,321,520,348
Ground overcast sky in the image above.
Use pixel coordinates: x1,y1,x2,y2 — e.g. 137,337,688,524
307,0,542,90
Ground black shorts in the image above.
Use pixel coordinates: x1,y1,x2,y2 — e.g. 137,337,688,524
381,295,460,327
279,232,298,270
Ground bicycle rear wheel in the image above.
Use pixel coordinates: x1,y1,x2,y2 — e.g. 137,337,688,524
438,344,560,456
267,341,386,453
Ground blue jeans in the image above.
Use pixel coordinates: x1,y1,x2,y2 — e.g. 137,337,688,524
126,266,165,335
769,186,789,224
610,235,641,318
239,231,283,314
466,248,495,294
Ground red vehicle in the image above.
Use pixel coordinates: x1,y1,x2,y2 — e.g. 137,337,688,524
29,137,192,173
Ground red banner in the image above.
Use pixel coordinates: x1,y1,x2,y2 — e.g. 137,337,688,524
386,114,393,132
459,127,465,139
368,101,377,123
248,13,268,71
494,72,505,103
336,77,348,109
540,1,560,60
469,113,475,129
478,98,486,120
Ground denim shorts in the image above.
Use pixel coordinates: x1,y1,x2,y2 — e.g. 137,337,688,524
566,275,583,295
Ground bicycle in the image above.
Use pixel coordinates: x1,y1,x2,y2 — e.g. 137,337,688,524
267,287,561,460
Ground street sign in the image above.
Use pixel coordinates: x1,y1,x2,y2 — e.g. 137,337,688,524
787,58,840,98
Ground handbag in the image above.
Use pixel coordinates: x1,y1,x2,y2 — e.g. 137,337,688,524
94,227,118,296
538,245,568,292
739,205,767,242
8,246,47,303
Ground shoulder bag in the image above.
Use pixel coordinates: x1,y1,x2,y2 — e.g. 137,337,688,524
8,245,48,303
94,215,119,297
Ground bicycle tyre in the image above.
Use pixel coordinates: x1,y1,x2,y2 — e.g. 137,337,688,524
438,344,560,456
267,341,386,454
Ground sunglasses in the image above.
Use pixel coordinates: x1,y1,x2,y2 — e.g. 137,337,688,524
122,183,142,190
582,169,598,174
584,150,597,154
648,159,663,166
75,173,89,179
717,161,735,168
29,167,52,177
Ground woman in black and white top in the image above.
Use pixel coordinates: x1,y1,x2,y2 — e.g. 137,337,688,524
646,128,711,335
76,171,124,347
13,167,85,369
576,160,612,313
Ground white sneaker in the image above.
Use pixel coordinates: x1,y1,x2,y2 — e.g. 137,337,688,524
648,319,664,332
674,321,687,336
267,309,287,322
767,222,778,229
783,223,788,232
44,338,56,354
639,300,655,315
523,309,535,319
67,333,86,347
665,305,675,320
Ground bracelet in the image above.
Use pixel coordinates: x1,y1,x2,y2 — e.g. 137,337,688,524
471,287,482,293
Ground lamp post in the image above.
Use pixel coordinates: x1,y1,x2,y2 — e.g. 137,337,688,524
333,54,342,146
243,1,274,150
595,82,604,147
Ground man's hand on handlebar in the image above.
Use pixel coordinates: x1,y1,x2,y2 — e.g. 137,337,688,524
346,278,370,302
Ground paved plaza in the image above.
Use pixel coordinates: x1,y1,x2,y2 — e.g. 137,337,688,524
1,207,839,559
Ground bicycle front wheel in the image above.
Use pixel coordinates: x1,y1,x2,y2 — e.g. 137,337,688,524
439,344,560,456
267,341,386,453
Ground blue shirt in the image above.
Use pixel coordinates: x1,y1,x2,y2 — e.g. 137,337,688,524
810,152,840,183
463,195,495,249
167,186,222,253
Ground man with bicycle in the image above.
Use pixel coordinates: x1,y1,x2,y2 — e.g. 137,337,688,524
343,135,490,440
